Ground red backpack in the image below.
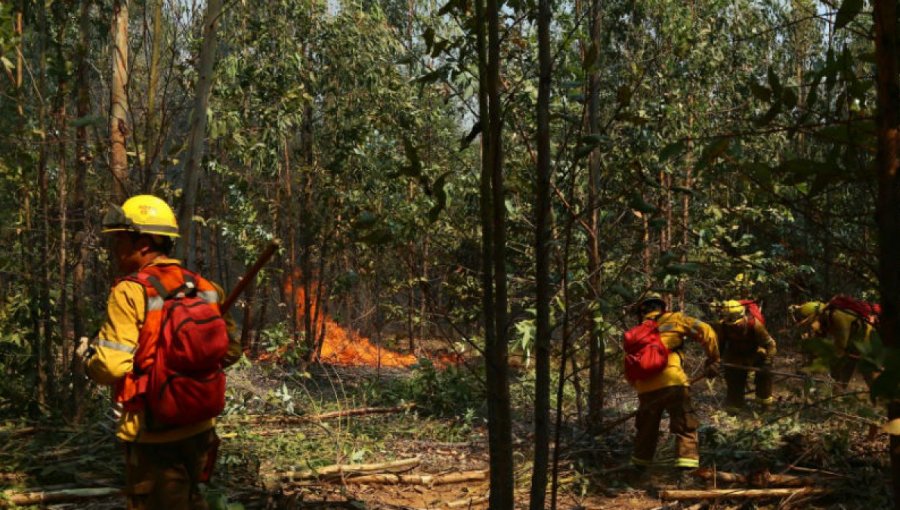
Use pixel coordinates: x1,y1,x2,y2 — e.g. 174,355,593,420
130,270,230,428
738,300,765,326
828,295,881,326
623,319,671,382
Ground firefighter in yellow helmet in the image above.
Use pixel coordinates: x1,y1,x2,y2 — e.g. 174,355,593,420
79,195,241,510
627,292,719,476
790,300,875,389
714,300,777,410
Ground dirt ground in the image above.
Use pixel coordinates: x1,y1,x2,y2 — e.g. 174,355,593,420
0,343,892,509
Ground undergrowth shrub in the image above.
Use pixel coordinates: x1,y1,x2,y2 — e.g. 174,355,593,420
374,359,486,419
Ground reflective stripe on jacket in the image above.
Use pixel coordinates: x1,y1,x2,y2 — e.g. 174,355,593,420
632,311,719,394
85,256,241,443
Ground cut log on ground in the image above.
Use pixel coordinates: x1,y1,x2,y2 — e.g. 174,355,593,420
693,468,821,487
445,495,488,508
337,469,487,486
659,487,830,501
0,487,121,507
278,457,421,481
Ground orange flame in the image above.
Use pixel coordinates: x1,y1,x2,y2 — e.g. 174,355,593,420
282,270,418,367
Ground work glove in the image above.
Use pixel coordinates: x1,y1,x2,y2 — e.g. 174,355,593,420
704,358,720,378
76,336,95,363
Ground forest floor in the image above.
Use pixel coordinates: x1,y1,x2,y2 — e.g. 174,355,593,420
0,342,893,509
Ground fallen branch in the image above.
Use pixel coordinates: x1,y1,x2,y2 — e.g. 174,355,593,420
446,496,488,508
0,487,121,507
278,457,421,481
223,404,416,426
659,487,829,501
693,468,820,487
337,470,487,486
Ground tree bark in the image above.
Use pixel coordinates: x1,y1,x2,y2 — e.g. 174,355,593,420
873,1,900,508
68,0,92,423
485,0,514,506
176,0,223,263
585,0,604,431
143,0,163,189
110,0,129,202
530,0,552,507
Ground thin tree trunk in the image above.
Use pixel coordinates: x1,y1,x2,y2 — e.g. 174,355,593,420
144,0,163,189
15,6,23,116
35,0,53,409
530,0,552,506
176,0,223,263
585,0,604,430
873,1,900,507
110,0,129,201
485,0,514,505
53,8,71,386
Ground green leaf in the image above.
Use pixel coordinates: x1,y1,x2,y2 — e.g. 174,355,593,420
834,0,864,30
659,141,685,162
401,137,422,178
749,81,771,102
427,171,451,222
573,144,595,160
698,138,730,167
609,284,633,300
766,67,781,95
69,114,105,128
755,101,782,127
781,87,798,109
616,85,632,106
664,262,700,275
628,191,657,214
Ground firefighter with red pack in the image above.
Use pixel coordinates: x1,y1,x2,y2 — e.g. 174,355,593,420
790,296,879,389
78,195,241,510
714,300,777,410
625,293,719,476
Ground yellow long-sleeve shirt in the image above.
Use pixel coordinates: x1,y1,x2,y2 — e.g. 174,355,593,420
803,307,874,357
85,256,241,443
632,311,719,394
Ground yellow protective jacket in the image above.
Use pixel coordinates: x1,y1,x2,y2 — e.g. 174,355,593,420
804,307,874,357
85,256,241,443
715,318,776,362
632,311,719,394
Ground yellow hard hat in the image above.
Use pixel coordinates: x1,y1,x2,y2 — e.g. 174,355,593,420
102,195,180,238
796,301,825,318
721,299,745,323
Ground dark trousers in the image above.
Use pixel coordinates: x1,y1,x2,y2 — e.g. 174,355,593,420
632,386,699,468
124,428,219,510
724,356,773,407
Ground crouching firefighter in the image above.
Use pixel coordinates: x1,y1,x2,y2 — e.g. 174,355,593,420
623,293,719,475
714,300,777,410
79,195,241,510
790,297,878,389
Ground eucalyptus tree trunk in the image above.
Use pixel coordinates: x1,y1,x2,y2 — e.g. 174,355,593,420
872,1,900,506
485,0,514,505
143,0,163,190
68,0,93,423
529,0,553,506
34,0,53,409
176,0,223,264
585,0,604,430
52,6,71,381
15,6,23,116
110,0,129,202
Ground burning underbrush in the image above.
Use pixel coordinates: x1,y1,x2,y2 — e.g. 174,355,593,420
256,272,460,369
